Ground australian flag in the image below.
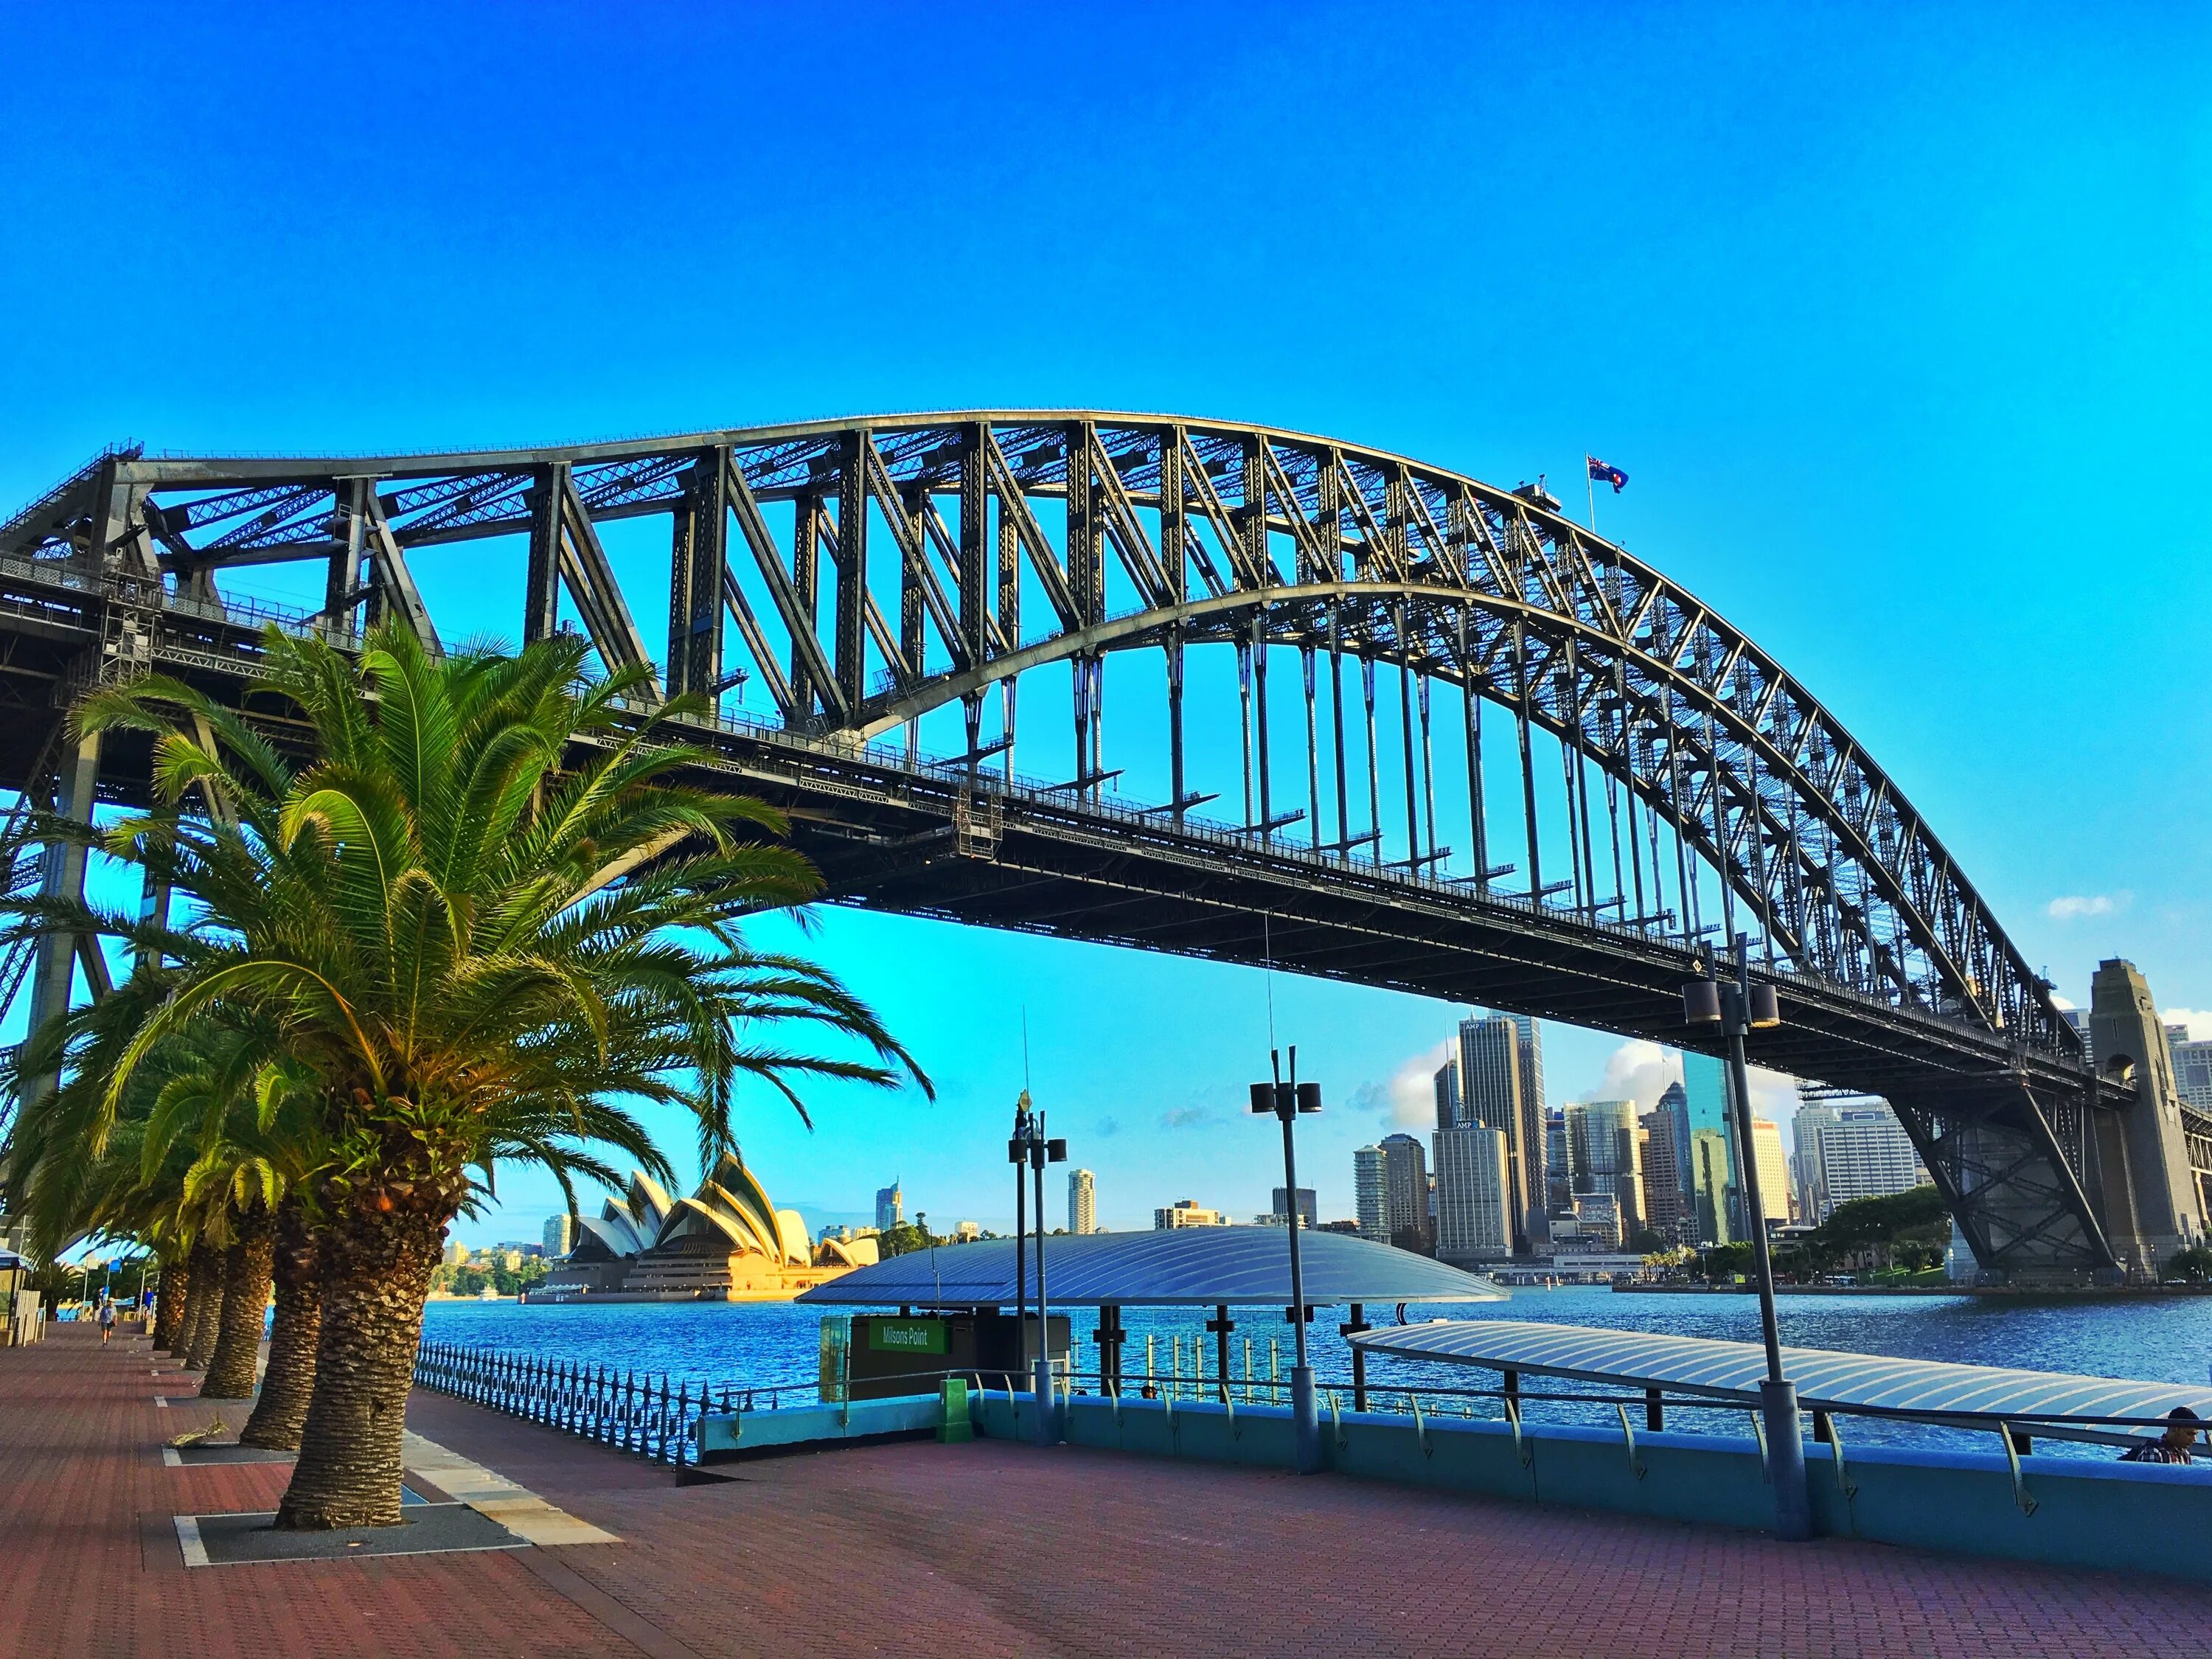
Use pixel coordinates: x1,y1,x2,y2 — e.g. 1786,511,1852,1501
1587,456,1628,494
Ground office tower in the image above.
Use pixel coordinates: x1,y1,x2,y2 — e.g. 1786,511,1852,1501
1069,1169,1096,1235
542,1212,574,1258
1272,1187,1318,1228
874,1183,903,1232
1794,1097,1925,1220
1750,1118,1790,1225
1433,1060,1460,1131
1792,1094,1843,1221
1813,1110,1932,1213
1655,1079,1691,1214
1566,1099,1644,1236
1457,1014,1544,1253
1376,1133,1433,1251
1681,1051,1736,1245
1354,1145,1390,1242
1639,1107,1686,1241
2172,1036,2212,1112
1433,1125,1512,1263
1509,1013,1549,1248
2061,1006,2093,1062
1571,1192,1621,1250
1155,1199,1228,1228
1545,1107,1571,1216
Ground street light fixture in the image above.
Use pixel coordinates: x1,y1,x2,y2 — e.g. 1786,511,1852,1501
1251,1045,1324,1474
1683,933,1810,1541
1009,1093,1067,1445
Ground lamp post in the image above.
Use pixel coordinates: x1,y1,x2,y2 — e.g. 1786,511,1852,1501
1009,1091,1031,1351
1683,933,1811,1541
1251,1045,1324,1474
1029,1113,1067,1445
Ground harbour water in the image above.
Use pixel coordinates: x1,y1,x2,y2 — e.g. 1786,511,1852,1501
423,1285,2212,1459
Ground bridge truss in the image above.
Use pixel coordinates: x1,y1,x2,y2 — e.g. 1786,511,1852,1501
0,414,2169,1278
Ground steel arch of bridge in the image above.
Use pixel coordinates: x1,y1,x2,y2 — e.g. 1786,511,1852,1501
0,413,2134,1276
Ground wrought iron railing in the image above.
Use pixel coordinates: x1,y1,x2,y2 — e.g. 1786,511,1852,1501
411,1339,815,1469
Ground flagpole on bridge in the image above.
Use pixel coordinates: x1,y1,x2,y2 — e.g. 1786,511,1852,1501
1585,456,1598,532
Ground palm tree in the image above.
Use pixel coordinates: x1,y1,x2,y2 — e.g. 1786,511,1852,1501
21,623,926,1528
134,1027,328,1411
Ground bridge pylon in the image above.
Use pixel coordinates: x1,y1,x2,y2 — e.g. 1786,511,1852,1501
2087,959,2205,1281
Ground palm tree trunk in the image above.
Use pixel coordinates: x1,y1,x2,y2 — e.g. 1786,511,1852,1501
241,1200,321,1450
201,1207,276,1399
274,1203,443,1529
152,1256,188,1352
183,1243,227,1370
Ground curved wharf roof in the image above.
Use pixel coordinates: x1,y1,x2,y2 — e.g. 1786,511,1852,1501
1352,1321,2212,1433
796,1228,1508,1309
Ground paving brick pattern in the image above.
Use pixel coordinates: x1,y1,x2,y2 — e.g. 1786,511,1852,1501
11,1324,2212,1657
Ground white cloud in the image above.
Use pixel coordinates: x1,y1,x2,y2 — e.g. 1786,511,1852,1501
1592,1040,1681,1112
1352,1040,1453,1130
2048,892,2131,921
1576,1039,1799,1126
2163,1010,2212,1041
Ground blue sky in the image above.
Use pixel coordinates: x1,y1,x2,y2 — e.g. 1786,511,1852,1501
4,3,2206,1242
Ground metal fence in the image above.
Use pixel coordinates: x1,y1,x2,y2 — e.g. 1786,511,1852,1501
411,1340,815,1469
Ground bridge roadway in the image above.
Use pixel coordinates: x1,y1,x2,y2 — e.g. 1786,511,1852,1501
4,417,2199,1281
0,540,2104,1106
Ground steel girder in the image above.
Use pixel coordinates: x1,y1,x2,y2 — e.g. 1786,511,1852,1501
0,412,2131,1273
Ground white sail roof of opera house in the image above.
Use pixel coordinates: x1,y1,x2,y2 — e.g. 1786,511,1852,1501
796,1227,1508,1308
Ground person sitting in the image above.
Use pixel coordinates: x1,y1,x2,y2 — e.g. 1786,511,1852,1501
2120,1406,2202,1464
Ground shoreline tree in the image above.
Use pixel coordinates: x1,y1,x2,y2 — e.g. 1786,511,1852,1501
8,623,928,1528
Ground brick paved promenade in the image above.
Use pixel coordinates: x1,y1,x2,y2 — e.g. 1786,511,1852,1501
7,1324,2212,1658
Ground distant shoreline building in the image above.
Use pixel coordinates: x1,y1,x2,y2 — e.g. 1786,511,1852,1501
874,1183,903,1233
1155,1199,1228,1229
1069,1169,1097,1235
542,1213,574,1258
1433,1124,1511,1264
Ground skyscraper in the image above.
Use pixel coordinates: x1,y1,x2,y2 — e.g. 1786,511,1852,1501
1567,1099,1644,1236
1433,1125,1512,1263
1750,1118,1790,1226
1813,1111,1931,1214
874,1183,903,1232
1544,1107,1571,1217
1456,1014,1545,1253
1794,1097,1927,1221
1433,1060,1460,1131
1681,1051,1736,1245
1068,1169,1096,1235
2172,1035,2212,1112
1354,1145,1390,1242
1638,1110,1686,1241
1272,1186,1318,1227
1509,1013,1549,1248
1377,1133,1433,1253
542,1212,574,1258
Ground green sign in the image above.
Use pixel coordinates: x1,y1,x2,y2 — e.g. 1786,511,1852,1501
869,1317,948,1355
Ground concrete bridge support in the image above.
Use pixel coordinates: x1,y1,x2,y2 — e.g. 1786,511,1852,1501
2088,959,2204,1280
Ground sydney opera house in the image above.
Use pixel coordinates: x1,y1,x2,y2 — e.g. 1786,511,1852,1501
534,1150,879,1302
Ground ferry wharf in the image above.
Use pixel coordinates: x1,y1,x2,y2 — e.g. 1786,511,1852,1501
7,1324,2212,1658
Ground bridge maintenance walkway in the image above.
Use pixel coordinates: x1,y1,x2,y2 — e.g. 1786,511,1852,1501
7,1322,2211,1658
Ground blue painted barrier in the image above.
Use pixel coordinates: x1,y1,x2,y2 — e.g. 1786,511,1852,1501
964,1389,2212,1585
697,1391,944,1458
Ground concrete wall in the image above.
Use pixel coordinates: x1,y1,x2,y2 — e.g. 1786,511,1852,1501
967,1391,2212,1585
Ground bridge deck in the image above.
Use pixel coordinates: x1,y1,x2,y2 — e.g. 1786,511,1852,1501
11,1324,2210,1658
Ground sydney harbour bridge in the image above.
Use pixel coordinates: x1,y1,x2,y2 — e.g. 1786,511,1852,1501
0,411,2201,1281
